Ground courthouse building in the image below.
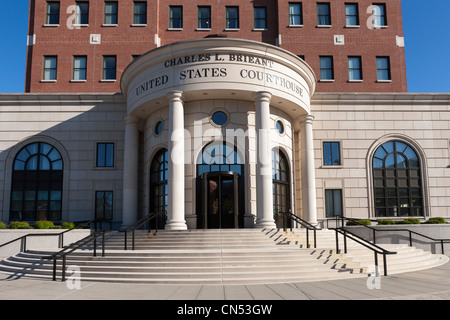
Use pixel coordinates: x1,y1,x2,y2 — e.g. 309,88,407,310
1,0,449,229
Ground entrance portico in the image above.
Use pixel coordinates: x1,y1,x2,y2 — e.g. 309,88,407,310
120,37,317,230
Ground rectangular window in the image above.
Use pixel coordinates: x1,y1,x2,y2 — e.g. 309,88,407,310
254,7,267,29
104,1,118,25
325,189,343,218
133,1,147,25
372,3,387,27
95,191,113,220
73,56,87,81
46,1,60,25
323,141,340,166
169,6,183,29
319,56,334,80
198,6,211,29
75,1,89,25
348,56,362,81
97,143,114,167
289,3,303,26
43,56,57,80
102,56,116,80
376,56,391,81
317,3,331,26
226,6,239,29
345,3,359,26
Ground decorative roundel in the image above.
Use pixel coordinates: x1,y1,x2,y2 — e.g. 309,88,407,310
211,111,228,126
155,121,163,135
276,120,284,134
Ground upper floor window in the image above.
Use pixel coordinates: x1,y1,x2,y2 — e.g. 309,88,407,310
345,3,359,26
97,143,114,167
289,3,303,26
198,6,211,29
226,6,239,29
75,1,89,25
319,56,334,81
317,3,331,26
254,7,267,29
104,1,118,25
377,56,391,81
102,56,116,80
46,1,60,25
133,1,147,25
323,141,341,166
372,3,387,27
73,56,87,81
169,6,183,29
348,56,362,81
43,56,57,81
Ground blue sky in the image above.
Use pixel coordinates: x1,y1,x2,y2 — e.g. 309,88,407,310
0,0,449,93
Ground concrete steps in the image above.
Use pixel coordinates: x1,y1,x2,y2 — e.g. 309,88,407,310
0,228,447,284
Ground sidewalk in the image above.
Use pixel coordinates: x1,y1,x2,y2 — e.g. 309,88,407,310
1,257,450,300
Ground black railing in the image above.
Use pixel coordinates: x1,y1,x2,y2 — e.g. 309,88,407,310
332,227,396,276
45,231,109,281
276,211,320,248
121,212,161,250
337,216,450,254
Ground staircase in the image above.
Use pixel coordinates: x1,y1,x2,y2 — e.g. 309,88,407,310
0,228,448,284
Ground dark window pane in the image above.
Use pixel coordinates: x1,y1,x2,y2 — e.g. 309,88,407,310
254,7,267,29
134,2,147,24
97,143,114,167
46,2,60,24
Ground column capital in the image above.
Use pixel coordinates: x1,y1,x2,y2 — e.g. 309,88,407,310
124,115,141,125
166,90,184,101
298,114,314,124
253,91,272,102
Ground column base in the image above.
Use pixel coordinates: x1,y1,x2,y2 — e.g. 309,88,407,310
165,220,188,230
255,218,276,229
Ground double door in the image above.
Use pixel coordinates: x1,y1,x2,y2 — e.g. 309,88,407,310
200,172,240,229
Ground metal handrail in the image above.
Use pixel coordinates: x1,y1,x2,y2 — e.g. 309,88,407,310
332,227,396,276
45,231,110,281
121,212,160,250
340,216,450,254
276,211,320,248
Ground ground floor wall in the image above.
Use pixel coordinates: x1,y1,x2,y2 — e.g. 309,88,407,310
1,93,450,227
312,93,450,221
0,94,127,224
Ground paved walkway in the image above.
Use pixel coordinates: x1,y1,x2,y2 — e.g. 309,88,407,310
1,256,450,301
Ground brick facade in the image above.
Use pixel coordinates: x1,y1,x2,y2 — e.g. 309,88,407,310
25,0,407,93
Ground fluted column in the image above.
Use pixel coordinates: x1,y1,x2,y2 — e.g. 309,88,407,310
255,91,276,228
299,114,317,225
165,90,187,230
122,115,140,226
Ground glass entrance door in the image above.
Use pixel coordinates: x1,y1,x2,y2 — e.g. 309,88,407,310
201,172,239,229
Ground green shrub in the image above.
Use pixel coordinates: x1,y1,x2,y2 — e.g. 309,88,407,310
424,217,447,224
346,219,372,226
34,220,55,229
9,221,32,229
396,218,421,225
61,222,75,229
377,219,396,225
0,222,6,229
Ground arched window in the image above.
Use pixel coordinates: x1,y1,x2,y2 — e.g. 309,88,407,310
272,149,290,215
11,142,63,221
150,149,168,223
373,140,423,217
197,141,243,176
